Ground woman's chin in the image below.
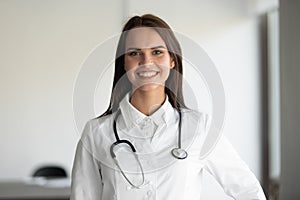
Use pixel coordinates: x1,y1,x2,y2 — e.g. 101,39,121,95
133,83,165,93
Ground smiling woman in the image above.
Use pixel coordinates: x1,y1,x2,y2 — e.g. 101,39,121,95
124,27,175,114
70,14,266,200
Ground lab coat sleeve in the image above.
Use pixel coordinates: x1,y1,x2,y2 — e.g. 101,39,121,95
70,122,103,200
203,135,266,200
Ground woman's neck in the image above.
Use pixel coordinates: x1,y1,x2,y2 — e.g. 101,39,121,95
130,88,166,116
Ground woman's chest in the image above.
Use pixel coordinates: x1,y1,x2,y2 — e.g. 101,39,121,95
97,140,206,200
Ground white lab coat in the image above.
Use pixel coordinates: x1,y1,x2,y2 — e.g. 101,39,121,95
70,94,266,200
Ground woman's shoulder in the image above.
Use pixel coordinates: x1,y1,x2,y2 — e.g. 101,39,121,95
80,113,115,140
88,114,113,129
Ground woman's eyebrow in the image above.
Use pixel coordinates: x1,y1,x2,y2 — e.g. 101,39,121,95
126,45,167,51
150,45,167,49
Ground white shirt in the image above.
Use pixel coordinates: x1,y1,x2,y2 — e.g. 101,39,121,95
70,94,266,200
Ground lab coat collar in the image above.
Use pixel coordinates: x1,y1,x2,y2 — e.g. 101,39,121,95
119,93,173,131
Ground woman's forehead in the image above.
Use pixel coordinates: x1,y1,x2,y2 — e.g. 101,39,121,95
125,27,166,49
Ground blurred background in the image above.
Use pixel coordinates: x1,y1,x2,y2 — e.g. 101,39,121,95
0,0,299,199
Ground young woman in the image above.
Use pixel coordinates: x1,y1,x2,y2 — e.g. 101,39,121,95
70,14,266,200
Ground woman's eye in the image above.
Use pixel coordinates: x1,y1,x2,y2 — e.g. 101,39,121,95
153,50,162,55
128,51,141,56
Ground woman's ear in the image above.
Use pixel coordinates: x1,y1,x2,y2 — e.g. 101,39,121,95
170,59,175,68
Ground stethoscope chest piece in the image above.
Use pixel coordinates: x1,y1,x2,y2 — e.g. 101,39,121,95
171,148,188,159
111,109,188,189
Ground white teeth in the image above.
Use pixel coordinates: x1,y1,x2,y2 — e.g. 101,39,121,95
138,72,157,77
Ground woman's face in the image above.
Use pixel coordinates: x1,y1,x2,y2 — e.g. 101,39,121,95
124,27,175,92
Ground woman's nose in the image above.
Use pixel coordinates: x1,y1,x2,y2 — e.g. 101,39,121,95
139,53,153,66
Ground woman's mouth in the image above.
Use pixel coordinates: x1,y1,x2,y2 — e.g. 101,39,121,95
137,71,159,78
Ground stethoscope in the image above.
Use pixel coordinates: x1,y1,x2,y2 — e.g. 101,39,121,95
110,108,188,189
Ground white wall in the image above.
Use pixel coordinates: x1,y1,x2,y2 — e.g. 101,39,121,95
0,0,269,198
0,0,122,178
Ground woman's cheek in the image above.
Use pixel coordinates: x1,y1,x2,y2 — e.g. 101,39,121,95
126,69,135,83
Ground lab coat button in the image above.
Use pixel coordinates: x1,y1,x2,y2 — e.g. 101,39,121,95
136,118,142,124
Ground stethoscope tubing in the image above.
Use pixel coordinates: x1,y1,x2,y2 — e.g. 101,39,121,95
110,108,188,188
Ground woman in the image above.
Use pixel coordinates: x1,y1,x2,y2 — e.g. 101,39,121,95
71,14,266,199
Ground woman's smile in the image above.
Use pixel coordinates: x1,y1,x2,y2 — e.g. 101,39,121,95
134,68,162,91
137,71,159,78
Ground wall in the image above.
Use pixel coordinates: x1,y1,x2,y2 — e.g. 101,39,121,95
0,0,122,178
280,0,300,199
0,0,267,199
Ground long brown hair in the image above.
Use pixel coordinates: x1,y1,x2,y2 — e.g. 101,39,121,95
98,14,186,117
